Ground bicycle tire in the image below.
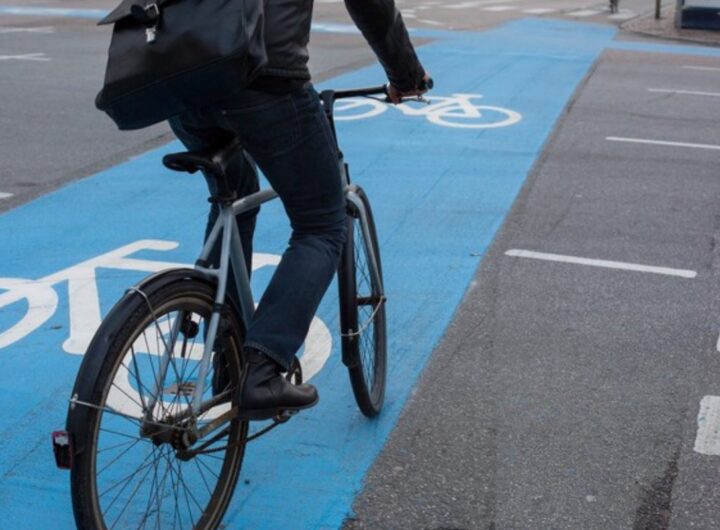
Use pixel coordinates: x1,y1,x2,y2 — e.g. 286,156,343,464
68,276,247,530
338,186,387,417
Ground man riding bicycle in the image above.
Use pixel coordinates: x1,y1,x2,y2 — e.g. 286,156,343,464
168,0,429,420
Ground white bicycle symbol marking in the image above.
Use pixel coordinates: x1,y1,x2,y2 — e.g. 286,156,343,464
0,240,332,382
334,93,522,129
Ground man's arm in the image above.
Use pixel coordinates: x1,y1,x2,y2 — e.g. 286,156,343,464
344,0,426,93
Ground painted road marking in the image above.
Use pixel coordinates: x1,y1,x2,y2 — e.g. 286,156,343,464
418,19,445,26
683,65,720,72
505,249,697,278
648,88,720,98
0,6,107,18
0,19,619,530
444,1,492,8
569,9,602,17
524,8,556,14
608,10,635,20
0,26,54,34
0,192,13,200
607,136,720,151
695,396,720,456
0,53,49,61
483,6,519,11
333,93,522,128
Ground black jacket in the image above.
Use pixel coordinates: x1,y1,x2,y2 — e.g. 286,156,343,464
261,0,425,91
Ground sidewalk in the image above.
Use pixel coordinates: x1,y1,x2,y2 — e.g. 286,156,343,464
624,5,720,45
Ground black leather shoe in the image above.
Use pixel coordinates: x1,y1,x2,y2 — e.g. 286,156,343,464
237,349,318,420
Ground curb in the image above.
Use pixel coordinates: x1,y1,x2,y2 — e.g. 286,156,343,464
622,5,720,46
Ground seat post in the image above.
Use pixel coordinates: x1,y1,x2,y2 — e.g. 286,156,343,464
207,170,237,206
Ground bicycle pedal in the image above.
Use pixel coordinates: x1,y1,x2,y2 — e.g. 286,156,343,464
273,409,298,423
52,430,73,470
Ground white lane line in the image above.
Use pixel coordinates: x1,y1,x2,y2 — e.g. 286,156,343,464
483,5,518,11
505,249,697,278
648,88,720,98
0,6,107,18
695,396,720,456
607,136,720,151
683,65,720,72
418,18,444,25
0,26,54,34
442,0,516,7
568,9,601,17
0,52,50,61
444,1,486,8
0,192,13,200
524,8,556,14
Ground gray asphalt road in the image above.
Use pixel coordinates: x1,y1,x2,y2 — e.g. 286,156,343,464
0,0,646,213
346,48,720,530
0,14,376,214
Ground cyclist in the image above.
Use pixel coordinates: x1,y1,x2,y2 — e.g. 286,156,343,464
168,0,429,420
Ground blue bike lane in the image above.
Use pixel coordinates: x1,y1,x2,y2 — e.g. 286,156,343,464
0,18,623,529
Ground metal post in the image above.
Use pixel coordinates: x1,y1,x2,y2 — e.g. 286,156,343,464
656,0,662,19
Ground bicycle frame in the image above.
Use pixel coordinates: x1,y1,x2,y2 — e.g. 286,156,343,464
146,89,385,422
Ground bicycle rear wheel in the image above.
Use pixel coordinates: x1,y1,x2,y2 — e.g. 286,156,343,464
338,187,387,417
68,275,247,530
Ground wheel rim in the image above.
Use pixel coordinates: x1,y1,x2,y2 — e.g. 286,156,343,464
352,218,385,404
89,294,245,530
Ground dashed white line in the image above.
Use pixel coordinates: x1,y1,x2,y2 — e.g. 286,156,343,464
482,5,518,11
648,88,720,98
0,192,14,200
568,9,601,17
695,396,720,456
441,0,516,7
683,65,720,72
523,8,556,14
0,52,50,61
418,18,444,26
444,1,487,8
0,26,54,34
505,249,697,278
607,136,720,151
608,11,636,20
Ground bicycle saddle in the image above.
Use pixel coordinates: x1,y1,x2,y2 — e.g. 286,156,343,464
163,138,241,176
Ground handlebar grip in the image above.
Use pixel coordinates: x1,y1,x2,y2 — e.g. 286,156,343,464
420,77,434,91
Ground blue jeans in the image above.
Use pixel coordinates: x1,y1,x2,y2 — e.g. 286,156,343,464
169,87,347,369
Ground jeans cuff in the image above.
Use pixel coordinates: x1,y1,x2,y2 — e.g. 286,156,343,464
244,341,290,371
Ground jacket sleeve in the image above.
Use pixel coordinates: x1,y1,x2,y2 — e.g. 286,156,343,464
344,0,425,92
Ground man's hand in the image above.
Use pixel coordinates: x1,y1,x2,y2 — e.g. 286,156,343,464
387,73,433,104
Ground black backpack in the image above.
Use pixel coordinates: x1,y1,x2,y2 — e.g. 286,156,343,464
95,0,266,130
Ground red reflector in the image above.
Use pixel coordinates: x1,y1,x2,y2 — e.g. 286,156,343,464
52,430,72,470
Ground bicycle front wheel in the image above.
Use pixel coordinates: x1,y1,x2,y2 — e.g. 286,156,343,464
338,186,387,417
68,275,247,530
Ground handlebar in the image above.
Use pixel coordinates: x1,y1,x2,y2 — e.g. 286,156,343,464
333,78,434,100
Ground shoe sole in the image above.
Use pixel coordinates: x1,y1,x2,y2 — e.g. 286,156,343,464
238,394,320,421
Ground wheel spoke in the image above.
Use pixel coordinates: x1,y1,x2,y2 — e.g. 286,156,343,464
81,282,245,528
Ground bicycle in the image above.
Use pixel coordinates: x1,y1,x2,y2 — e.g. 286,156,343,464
54,84,402,529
